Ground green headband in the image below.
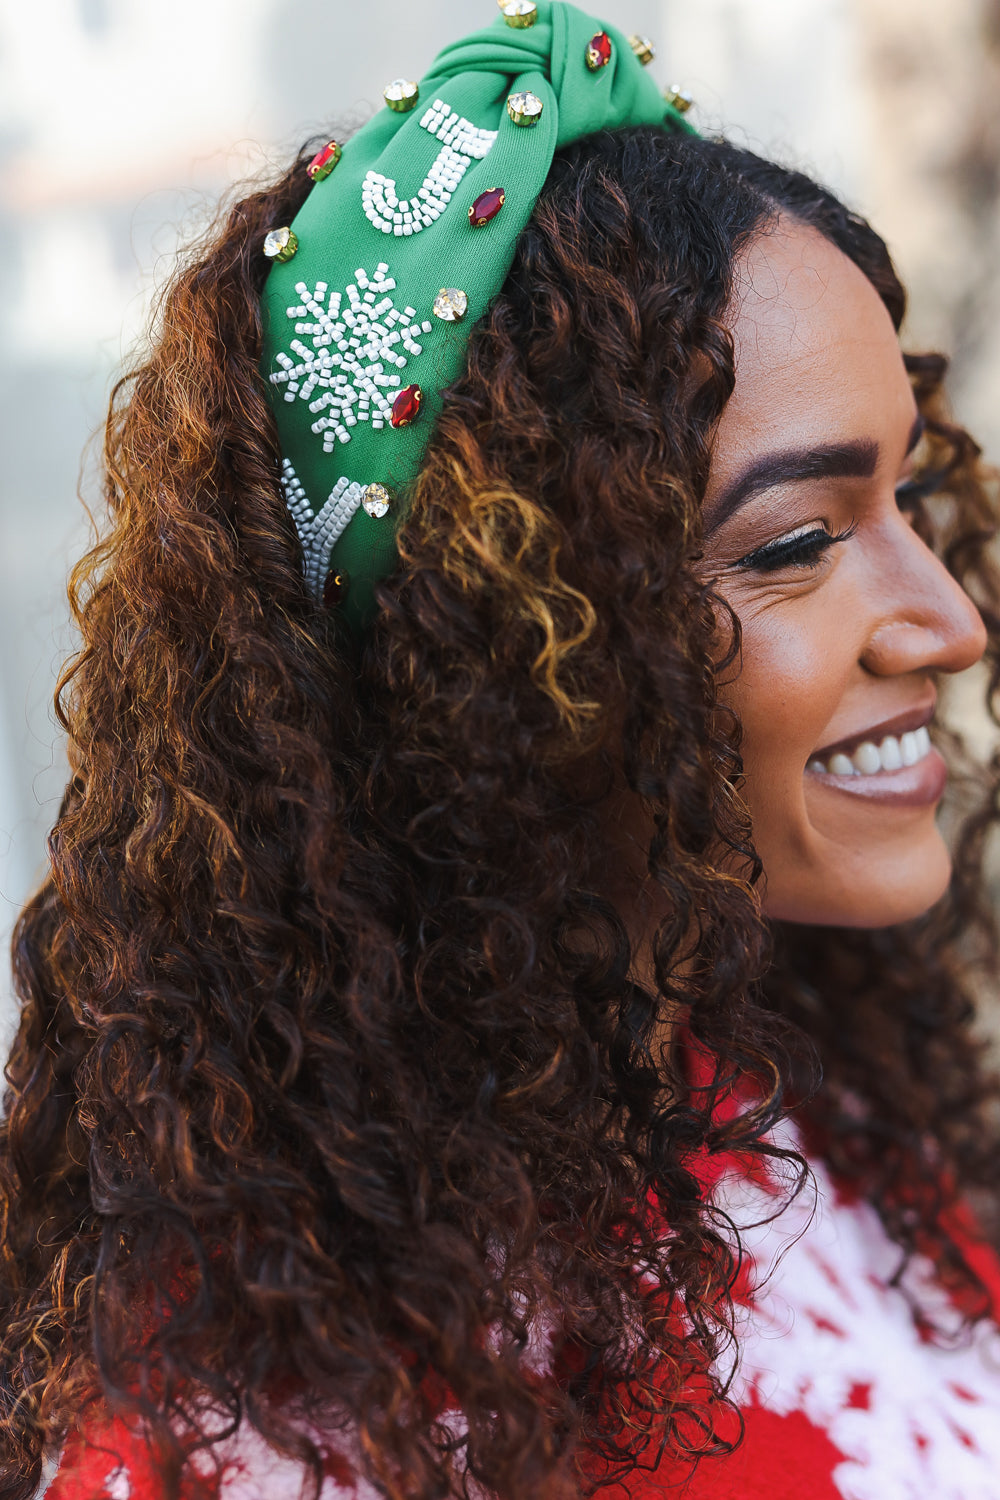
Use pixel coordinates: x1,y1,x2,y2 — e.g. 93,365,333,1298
259,0,695,629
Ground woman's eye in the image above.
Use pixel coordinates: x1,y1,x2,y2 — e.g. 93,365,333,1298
895,466,949,512
734,521,857,574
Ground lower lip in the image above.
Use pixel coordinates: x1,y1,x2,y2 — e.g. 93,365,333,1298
804,747,948,808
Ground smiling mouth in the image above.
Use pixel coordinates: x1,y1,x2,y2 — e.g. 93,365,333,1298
807,725,933,778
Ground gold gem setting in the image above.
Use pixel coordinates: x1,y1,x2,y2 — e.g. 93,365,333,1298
664,85,694,115
585,31,612,70
384,78,420,112
506,90,544,127
432,288,468,322
263,226,298,262
468,187,505,227
362,483,393,519
628,34,655,65
306,140,343,182
497,0,537,26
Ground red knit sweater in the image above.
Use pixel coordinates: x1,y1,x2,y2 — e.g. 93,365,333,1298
44,1124,1000,1500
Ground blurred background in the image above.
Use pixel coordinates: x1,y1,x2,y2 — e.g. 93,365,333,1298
0,0,997,1047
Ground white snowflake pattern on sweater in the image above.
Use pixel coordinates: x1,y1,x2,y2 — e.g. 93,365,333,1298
712,1126,1000,1500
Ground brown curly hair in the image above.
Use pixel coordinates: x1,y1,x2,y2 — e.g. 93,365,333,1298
0,125,998,1500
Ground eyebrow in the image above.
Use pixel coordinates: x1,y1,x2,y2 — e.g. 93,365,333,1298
704,411,925,536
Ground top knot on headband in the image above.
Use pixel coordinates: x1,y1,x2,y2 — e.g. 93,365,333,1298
259,0,696,630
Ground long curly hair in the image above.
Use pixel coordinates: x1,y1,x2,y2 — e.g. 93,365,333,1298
0,126,998,1500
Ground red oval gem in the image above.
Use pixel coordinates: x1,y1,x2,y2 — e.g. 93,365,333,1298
390,383,423,428
322,568,349,608
585,30,612,69
306,139,342,181
468,187,505,227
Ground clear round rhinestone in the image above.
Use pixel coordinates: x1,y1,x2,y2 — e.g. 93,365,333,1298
497,0,537,26
506,90,544,127
362,483,392,520
628,34,655,65
263,226,298,262
383,78,419,112
664,84,694,115
432,288,468,322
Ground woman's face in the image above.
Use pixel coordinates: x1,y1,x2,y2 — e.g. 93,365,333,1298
703,219,986,927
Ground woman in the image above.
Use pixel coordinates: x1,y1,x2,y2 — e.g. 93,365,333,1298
1,4,999,1498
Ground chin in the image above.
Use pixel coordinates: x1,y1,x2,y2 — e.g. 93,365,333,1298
761,830,954,929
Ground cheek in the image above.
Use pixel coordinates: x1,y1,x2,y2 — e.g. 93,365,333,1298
722,603,848,777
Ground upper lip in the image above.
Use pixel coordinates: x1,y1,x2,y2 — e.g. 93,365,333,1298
811,695,936,761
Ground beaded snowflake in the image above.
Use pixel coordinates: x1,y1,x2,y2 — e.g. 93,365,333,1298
268,263,434,453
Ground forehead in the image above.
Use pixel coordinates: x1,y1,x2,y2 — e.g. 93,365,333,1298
717,218,912,457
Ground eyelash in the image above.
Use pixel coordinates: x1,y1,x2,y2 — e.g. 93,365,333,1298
894,466,949,510
734,466,950,574
735,521,858,574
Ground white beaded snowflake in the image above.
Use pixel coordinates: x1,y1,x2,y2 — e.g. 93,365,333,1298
280,458,363,600
268,263,434,453
362,100,497,236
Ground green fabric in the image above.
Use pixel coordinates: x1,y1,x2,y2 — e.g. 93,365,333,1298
260,0,694,629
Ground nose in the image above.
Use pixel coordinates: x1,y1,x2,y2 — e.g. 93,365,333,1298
859,515,987,678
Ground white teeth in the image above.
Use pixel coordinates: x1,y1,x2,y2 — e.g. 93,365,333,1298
878,735,903,771
853,740,882,775
807,724,934,777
